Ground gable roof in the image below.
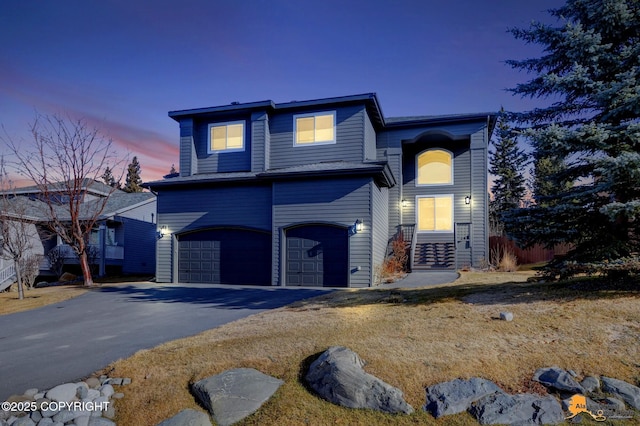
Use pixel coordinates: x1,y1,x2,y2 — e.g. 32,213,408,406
11,178,118,197
0,191,155,222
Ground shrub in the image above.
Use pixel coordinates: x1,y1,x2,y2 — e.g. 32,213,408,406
490,245,519,272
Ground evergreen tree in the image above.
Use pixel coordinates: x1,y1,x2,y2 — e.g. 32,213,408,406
489,108,528,235
505,0,640,267
101,166,120,188
123,156,143,193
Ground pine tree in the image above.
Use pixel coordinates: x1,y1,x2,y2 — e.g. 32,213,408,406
101,166,120,188
123,156,143,193
505,0,640,269
489,108,528,236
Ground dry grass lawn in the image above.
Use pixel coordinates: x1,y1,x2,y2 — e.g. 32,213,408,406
0,285,87,315
107,271,640,425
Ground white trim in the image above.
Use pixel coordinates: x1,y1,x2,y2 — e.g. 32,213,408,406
415,148,454,186
293,110,336,146
415,194,454,233
207,120,246,153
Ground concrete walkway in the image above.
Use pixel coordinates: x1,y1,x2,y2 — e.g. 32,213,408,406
379,271,459,289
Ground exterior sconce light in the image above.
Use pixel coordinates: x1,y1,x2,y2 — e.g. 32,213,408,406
465,196,471,205
401,199,408,208
349,219,364,235
157,225,167,240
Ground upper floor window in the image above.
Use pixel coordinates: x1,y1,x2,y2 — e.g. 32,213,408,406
208,121,245,153
294,111,336,146
416,149,453,185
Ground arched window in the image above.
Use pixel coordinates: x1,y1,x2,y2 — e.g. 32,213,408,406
416,149,453,185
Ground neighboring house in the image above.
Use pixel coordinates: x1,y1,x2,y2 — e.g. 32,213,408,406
145,93,496,288
0,180,156,289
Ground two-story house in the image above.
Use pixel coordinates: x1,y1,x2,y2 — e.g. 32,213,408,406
0,180,157,290
145,94,496,287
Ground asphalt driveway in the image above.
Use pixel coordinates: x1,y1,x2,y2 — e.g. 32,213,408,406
0,283,330,401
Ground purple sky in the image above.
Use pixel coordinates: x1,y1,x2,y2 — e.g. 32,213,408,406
0,0,564,183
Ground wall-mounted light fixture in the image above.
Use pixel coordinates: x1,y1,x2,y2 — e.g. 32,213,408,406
465,195,471,205
401,199,408,208
157,225,167,240
349,219,364,235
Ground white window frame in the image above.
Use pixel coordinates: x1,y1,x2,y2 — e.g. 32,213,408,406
415,194,454,233
207,120,246,153
293,111,336,146
416,148,454,186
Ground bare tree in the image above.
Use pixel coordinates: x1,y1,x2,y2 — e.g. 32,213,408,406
3,113,123,287
0,162,41,299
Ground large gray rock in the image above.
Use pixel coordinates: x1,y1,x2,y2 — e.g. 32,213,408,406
533,366,585,394
45,383,79,403
424,378,503,418
157,409,212,426
601,376,640,410
88,418,116,426
305,346,414,415
191,368,283,426
469,392,564,425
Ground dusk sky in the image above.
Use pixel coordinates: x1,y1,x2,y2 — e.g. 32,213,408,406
1,0,564,183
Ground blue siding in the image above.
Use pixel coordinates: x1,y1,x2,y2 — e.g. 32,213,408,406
364,112,376,161
120,217,156,274
179,118,197,177
156,185,272,282
371,182,389,285
272,178,373,287
194,117,252,173
251,111,268,172
269,105,366,168
470,128,489,265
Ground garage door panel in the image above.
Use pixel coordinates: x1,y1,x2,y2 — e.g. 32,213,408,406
179,229,270,285
286,225,347,287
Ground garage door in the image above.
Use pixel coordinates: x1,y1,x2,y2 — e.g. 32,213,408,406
178,229,271,285
286,225,348,287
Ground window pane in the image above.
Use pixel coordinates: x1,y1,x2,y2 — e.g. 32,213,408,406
417,150,452,184
211,126,227,151
418,198,435,231
418,196,453,231
296,117,315,143
434,197,453,231
315,114,334,142
226,124,243,149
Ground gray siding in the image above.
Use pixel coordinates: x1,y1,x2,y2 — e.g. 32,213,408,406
269,105,366,168
179,118,197,177
470,128,489,265
194,118,251,173
272,178,373,287
120,217,156,274
251,111,268,172
371,182,389,285
364,112,376,161
401,145,472,229
155,185,272,282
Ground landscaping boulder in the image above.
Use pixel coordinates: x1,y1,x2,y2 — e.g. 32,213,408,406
157,409,212,426
305,346,413,415
601,376,640,410
191,368,283,426
46,383,79,403
533,366,585,394
424,378,503,418
581,376,600,393
469,392,564,425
